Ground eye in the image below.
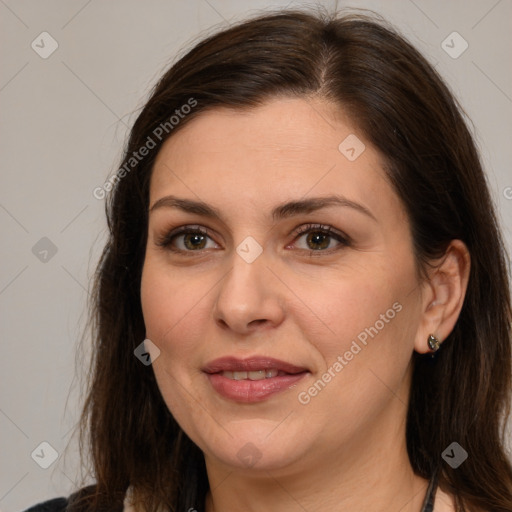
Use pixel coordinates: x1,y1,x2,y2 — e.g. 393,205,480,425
155,226,219,252
290,224,350,253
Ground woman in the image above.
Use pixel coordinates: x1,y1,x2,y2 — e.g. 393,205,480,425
25,7,512,512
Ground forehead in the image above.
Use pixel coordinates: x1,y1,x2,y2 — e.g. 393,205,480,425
149,97,395,216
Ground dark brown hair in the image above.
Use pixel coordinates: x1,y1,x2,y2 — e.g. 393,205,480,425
74,7,512,512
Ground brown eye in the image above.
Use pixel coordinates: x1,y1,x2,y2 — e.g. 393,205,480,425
182,232,207,250
292,224,350,253
305,231,332,250
156,226,219,253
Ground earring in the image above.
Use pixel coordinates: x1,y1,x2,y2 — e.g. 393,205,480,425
427,334,441,352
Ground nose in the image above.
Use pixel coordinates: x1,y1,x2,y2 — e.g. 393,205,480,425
212,249,286,334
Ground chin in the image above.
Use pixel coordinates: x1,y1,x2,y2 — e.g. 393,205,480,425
196,419,314,473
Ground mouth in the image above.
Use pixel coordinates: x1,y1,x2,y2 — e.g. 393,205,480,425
202,356,308,374
219,369,282,380
202,356,309,403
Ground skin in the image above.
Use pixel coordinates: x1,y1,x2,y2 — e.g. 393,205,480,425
140,97,470,512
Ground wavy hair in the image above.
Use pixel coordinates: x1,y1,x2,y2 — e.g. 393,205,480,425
72,7,512,512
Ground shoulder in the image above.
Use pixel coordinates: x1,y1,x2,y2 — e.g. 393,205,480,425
435,487,494,512
434,486,457,512
22,485,99,512
22,497,68,512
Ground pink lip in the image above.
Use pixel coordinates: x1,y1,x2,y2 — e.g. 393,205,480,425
202,356,307,374
202,356,309,403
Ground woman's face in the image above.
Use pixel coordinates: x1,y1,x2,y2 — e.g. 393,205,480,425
141,97,427,474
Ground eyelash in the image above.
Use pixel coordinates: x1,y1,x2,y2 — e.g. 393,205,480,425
156,225,210,253
290,224,351,254
155,223,351,256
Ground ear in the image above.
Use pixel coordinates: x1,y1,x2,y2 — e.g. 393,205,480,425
414,240,471,354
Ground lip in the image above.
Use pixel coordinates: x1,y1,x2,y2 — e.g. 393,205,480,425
203,356,309,403
202,356,308,374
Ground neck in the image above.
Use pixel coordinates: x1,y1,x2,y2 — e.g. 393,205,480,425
204,381,430,512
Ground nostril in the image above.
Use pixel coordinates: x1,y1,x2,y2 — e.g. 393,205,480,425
249,319,267,327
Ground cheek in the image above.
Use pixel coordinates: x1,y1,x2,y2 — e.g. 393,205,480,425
291,286,412,437
292,257,420,404
140,258,210,430
297,267,402,357
141,256,207,347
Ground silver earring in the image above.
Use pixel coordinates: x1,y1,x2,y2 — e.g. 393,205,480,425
427,334,441,352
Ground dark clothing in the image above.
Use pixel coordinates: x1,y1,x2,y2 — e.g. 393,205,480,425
24,474,439,511
23,497,68,512
22,486,99,512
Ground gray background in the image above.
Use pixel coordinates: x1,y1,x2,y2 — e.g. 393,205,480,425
1,1,511,510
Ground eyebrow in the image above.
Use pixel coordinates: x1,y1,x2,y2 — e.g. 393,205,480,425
149,194,377,222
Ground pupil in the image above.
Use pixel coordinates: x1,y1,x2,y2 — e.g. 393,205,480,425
307,232,329,250
185,233,205,250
